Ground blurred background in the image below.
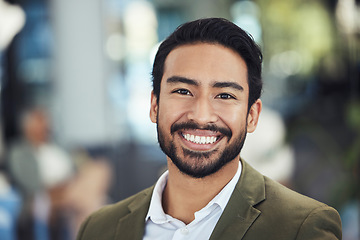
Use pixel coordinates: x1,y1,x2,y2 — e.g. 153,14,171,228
0,0,359,239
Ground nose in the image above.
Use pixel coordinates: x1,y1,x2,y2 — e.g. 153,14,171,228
187,97,218,125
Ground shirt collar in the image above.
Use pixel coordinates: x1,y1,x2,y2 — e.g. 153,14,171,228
145,170,169,223
145,160,242,223
204,160,242,211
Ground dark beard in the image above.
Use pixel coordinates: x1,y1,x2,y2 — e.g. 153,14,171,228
157,121,246,178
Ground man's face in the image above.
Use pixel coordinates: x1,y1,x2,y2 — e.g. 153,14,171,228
150,43,261,178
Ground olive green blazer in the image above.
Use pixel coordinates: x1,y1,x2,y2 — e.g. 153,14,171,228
77,160,342,240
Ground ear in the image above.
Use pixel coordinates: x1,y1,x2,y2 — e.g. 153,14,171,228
247,99,262,133
150,91,158,123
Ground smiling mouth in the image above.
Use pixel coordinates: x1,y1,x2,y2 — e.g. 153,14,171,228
181,133,220,145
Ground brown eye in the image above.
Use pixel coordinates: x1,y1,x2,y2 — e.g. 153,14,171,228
174,89,191,95
216,93,235,99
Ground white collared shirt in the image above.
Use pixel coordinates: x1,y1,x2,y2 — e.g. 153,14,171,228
143,161,242,240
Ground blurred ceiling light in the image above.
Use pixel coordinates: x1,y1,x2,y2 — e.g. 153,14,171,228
336,0,359,35
123,0,158,59
231,0,262,43
105,33,125,61
270,50,304,77
0,0,25,51
231,0,260,18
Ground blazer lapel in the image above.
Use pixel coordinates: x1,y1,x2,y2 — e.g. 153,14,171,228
209,159,266,240
115,186,154,240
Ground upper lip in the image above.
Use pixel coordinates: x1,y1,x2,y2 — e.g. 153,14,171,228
171,122,232,139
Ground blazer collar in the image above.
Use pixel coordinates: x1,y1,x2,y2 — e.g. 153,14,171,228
114,159,265,240
209,159,266,240
115,186,154,240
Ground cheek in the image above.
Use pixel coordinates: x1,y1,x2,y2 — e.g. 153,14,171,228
216,105,248,131
160,99,193,119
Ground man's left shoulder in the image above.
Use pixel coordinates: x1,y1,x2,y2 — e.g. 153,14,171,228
259,177,342,239
263,176,335,212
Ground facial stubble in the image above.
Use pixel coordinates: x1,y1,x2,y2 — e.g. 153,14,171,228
156,115,247,178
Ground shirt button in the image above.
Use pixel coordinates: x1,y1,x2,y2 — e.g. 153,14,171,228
180,227,189,235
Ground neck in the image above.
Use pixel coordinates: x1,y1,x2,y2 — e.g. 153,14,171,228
162,157,239,224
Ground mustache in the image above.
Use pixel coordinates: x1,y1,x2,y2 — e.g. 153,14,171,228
170,121,232,138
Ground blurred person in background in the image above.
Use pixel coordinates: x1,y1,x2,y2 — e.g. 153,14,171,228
77,18,342,240
62,150,112,240
0,1,27,239
7,107,75,240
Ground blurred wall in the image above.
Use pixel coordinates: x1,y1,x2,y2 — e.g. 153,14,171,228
51,0,113,147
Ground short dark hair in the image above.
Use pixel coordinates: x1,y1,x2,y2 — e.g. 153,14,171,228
152,17,263,109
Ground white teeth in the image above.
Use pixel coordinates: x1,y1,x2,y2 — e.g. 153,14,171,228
190,134,195,141
183,134,218,144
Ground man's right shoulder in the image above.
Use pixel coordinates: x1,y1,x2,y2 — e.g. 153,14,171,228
76,186,154,240
97,186,153,217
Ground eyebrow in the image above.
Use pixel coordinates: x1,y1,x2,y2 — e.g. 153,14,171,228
166,76,244,91
212,82,244,91
166,76,199,86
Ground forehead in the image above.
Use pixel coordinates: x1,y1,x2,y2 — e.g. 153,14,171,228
162,43,249,90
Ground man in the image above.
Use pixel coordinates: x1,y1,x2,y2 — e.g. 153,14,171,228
77,18,342,240
8,107,75,239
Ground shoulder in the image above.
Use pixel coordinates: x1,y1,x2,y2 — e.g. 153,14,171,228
263,176,323,210
240,160,338,214
237,160,342,239
77,186,154,240
259,176,342,239
8,140,31,155
94,186,153,218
